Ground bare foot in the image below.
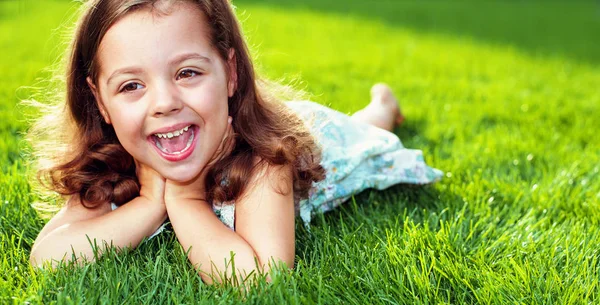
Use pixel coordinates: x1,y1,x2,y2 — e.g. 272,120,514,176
370,83,405,127
351,83,405,132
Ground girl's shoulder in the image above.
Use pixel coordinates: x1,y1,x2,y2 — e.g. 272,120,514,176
246,157,294,197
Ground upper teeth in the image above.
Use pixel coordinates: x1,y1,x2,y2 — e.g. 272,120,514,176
154,125,190,139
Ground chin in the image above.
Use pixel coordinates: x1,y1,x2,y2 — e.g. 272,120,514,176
156,165,200,182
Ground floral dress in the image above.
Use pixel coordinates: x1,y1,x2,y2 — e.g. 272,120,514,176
114,101,443,235
214,101,443,229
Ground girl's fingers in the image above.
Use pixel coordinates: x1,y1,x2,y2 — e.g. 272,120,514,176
134,159,166,204
134,159,140,173
135,160,162,183
135,160,150,179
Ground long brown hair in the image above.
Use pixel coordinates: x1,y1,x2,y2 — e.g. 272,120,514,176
28,0,325,209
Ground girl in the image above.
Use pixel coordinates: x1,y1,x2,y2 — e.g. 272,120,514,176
28,0,442,284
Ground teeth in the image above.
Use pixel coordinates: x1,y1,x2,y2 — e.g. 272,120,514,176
153,128,195,155
153,125,192,139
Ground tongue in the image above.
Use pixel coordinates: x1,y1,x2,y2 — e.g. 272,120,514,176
157,131,191,154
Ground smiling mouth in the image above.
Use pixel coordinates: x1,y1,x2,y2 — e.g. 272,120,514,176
151,124,195,155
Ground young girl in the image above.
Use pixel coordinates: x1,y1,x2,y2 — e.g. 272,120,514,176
28,0,442,284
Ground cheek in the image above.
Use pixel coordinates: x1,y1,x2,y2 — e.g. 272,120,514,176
109,112,146,153
106,100,145,131
189,84,229,118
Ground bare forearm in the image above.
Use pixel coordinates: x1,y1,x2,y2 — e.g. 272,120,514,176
166,200,261,284
30,197,167,266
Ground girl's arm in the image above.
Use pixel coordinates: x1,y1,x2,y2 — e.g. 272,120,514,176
30,196,166,267
165,163,295,284
30,163,167,267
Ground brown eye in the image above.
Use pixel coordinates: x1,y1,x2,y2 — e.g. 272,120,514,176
120,82,143,93
176,69,199,80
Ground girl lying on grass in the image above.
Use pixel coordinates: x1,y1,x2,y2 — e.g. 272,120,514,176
28,0,442,284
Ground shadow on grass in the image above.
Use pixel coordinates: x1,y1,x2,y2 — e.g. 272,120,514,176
394,117,440,147
294,184,458,260
236,0,600,65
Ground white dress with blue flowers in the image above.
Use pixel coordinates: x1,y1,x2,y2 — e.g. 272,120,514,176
114,101,443,234
213,101,443,229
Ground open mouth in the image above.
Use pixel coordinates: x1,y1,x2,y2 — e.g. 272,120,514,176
151,124,197,157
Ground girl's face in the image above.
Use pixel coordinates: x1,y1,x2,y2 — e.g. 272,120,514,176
89,2,236,183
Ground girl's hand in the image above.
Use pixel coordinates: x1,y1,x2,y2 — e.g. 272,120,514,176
136,160,166,205
164,116,235,204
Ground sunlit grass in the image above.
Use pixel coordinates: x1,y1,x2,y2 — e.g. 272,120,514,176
1,0,599,303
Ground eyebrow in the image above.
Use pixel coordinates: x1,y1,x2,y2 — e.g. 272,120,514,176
106,67,144,86
168,52,211,66
105,53,211,86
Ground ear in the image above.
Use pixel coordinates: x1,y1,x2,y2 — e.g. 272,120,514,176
86,76,111,124
227,48,238,98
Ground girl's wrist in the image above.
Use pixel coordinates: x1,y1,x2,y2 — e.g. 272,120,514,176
131,196,168,223
165,197,210,209
139,188,165,206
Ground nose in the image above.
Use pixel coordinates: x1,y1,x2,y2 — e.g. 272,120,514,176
150,80,183,117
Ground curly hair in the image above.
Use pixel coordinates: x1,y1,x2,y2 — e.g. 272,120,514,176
27,0,325,210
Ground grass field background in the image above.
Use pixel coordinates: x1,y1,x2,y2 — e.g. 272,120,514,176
1,0,600,303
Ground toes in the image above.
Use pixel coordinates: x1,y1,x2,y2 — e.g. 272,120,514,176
370,83,392,99
369,83,405,128
395,114,405,127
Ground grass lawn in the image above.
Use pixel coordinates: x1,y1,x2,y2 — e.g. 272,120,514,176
2,0,600,303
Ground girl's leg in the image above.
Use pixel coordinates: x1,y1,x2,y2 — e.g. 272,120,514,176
350,83,405,132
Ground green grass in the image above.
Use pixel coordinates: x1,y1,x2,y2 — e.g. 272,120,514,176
2,0,600,303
